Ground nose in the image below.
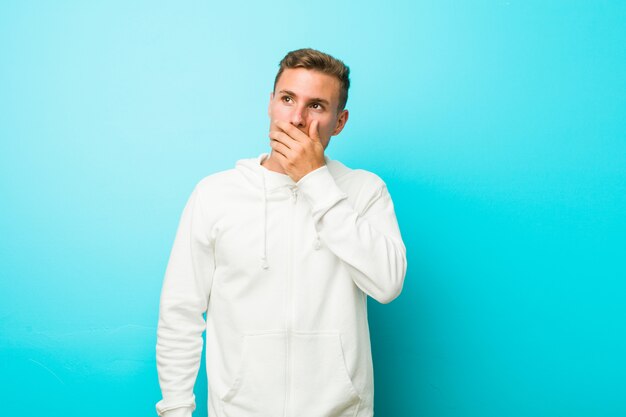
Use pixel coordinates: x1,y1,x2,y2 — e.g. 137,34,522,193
290,106,306,128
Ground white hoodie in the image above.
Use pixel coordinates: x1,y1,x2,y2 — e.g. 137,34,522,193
156,153,407,417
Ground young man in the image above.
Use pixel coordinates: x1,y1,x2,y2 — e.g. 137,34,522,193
156,48,407,417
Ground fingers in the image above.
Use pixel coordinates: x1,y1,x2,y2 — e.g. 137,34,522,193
269,134,292,158
269,130,299,151
308,120,320,143
274,120,310,143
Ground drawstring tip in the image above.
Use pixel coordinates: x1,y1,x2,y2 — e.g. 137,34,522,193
261,257,269,270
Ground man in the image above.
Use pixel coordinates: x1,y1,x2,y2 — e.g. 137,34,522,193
156,48,407,417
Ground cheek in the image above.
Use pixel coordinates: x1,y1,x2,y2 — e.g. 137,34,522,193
316,118,337,136
270,105,292,122
268,102,282,117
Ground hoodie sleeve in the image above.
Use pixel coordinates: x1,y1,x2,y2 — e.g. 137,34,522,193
156,184,215,417
296,165,407,304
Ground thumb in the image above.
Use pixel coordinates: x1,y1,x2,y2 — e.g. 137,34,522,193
309,120,321,143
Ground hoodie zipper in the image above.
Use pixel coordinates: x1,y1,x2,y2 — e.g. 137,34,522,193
284,186,297,417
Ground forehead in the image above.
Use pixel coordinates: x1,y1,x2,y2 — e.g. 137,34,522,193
275,68,340,103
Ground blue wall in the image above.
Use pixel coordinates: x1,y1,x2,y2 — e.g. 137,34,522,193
1,1,624,416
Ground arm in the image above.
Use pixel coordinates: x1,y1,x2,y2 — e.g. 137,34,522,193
267,119,406,303
297,166,407,304
156,185,215,417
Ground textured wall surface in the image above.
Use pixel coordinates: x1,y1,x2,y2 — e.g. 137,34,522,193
1,1,624,416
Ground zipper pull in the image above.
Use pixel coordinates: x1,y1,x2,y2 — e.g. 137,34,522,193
290,187,298,204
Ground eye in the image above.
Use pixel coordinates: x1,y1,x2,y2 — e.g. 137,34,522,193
310,103,324,111
281,95,293,103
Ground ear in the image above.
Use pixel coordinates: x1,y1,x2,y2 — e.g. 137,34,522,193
268,92,274,117
332,109,349,136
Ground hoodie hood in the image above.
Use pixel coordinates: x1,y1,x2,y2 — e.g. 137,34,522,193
235,152,347,190
235,153,297,190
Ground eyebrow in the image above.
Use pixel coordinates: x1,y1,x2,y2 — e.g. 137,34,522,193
278,89,330,106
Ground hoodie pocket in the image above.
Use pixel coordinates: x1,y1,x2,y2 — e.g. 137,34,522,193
220,332,286,417
220,331,362,417
291,332,362,417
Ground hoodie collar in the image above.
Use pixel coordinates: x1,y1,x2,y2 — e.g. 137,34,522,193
257,153,295,190
236,152,336,190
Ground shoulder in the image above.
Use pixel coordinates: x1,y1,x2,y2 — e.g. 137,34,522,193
181,168,243,224
327,158,387,191
326,158,391,213
194,167,240,194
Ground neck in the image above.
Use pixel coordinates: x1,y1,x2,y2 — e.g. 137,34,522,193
261,151,287,175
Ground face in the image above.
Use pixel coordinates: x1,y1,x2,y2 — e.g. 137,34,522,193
268,68,349,149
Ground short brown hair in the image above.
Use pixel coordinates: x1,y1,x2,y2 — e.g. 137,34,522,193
273,48,351,112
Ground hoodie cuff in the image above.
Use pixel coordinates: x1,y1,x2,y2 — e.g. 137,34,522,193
157,406,192,417
297,165,347,215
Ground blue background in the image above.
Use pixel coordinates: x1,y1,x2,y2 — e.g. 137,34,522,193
1,1,625,416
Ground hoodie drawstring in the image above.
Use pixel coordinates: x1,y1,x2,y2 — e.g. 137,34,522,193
256,155,323,270
260,172,269,270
